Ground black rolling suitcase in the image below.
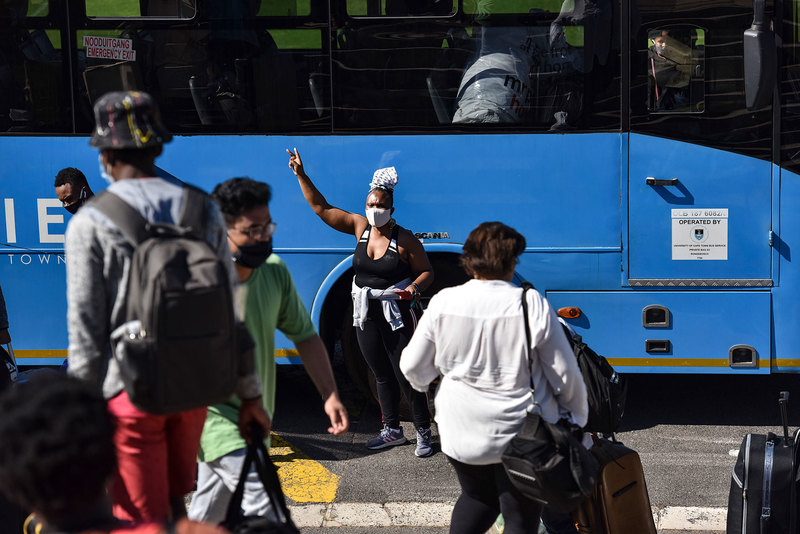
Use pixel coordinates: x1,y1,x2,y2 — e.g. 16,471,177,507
727,391,798,534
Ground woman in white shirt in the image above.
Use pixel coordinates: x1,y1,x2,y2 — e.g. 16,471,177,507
400,221,588,534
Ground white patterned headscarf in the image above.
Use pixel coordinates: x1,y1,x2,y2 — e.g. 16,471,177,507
369,166,398,193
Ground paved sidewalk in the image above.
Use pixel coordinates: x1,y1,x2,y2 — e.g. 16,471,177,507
287,502,727,532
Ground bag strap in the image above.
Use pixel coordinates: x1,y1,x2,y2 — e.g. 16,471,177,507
521,282,535,390
90,191,150,246
224,425,296,529
520,281,534,355
177,185,210,238
90,186,210,247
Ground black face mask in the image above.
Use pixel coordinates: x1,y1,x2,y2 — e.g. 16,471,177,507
64,199,85,214
233,241,272,269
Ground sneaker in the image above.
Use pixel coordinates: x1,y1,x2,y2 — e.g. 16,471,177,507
366,425,408,450
415,427,433,457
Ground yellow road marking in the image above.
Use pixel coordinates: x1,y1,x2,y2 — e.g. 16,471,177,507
269,433,339,503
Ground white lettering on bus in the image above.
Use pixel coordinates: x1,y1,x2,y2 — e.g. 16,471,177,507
4,198,15,243
7,254,66,265
37,198,65,244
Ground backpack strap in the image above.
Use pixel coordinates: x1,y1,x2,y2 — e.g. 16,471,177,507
177,184,210,238
90,191,150,246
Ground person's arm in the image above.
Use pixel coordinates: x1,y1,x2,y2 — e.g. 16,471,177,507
64,215,110,388
399,231,434,299
294,334,349,435
0,284,9,345
287,148,366,237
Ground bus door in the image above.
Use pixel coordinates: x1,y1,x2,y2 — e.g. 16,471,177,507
627,0,774,285
620,0,775,371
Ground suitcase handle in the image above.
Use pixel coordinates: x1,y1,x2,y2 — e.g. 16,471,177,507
779,391,790,444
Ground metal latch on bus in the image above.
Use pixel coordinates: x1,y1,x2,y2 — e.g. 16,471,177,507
646,177,678,186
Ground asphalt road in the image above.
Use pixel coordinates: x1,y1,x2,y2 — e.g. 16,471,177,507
270,358,800,531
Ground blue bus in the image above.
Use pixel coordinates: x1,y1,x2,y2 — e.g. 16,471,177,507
1,0,799,382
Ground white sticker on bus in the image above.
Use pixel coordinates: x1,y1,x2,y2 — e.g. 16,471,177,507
671,208,728,260
83,36,136,61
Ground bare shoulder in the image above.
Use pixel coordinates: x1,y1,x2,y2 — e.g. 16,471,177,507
353,215,369,239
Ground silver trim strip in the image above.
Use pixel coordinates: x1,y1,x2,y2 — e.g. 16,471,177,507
628,279,773,287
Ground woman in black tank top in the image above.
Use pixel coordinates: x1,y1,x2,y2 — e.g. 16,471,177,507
289,149,435,457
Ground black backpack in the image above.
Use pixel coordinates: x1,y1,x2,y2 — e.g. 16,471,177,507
560,323,627,434
92,186,244,415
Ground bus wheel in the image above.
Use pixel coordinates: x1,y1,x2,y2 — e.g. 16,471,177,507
340,312,414,420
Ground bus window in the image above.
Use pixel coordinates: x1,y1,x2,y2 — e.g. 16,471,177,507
631,1,772,162
85,0,197,18
74,3,329,135
781,0,800,174
0,2,69,133
646,27,705,113
346,0,454,16
27,0,49,16
331,0,620,131
257,0,312,16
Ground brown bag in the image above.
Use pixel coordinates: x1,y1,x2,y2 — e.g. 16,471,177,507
572,437,657,534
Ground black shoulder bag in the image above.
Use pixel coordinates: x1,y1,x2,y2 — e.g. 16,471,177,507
223,426,300,534
500,282,599,514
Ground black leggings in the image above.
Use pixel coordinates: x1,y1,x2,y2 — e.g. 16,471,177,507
447,457,543,534
355,300,430,430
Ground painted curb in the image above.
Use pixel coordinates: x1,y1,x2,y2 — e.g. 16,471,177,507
287,503,727,531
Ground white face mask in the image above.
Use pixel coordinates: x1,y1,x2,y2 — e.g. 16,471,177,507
365,207,391,227
98,154,114,185
655,44,666,54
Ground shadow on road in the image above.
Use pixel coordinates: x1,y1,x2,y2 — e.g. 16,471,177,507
619,373,800,431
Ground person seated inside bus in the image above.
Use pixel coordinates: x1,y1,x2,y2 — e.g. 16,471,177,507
452,0,587,127
647,30,693,111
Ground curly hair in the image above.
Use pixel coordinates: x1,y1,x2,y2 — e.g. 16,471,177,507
212,177,273,224
0,373,116,525
460,222,526,279
54,167,89,188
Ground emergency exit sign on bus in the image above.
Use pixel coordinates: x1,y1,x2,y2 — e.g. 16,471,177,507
83,36,136,61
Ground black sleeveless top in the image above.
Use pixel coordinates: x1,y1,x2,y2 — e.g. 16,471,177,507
353,225,413,290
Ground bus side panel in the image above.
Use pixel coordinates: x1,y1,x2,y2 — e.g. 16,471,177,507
0,255,68,366
2,133,622,363
772,167,800,372
0,137,95,366
546,291,771,374
160,133,623,250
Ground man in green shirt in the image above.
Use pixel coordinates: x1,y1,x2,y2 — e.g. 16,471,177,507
189,177,349,523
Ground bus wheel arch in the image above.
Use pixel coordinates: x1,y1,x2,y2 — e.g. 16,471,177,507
316,251,470,417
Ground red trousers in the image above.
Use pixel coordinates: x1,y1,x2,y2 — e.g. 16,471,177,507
108,391,207,522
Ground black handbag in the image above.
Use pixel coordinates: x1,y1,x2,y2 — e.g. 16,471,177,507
222,426,300,534
500,282,599,514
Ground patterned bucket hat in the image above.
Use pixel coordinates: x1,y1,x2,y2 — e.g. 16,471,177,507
90,91,172,149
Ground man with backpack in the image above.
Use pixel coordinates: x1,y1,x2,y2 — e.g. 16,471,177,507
65,91,269,523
